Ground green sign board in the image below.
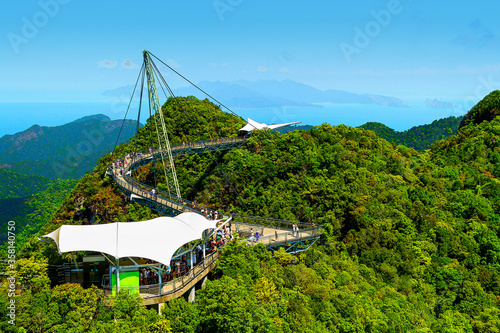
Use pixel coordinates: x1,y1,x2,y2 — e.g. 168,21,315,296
111,268,139,296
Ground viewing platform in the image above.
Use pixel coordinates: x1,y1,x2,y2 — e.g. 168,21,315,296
100,137,323,306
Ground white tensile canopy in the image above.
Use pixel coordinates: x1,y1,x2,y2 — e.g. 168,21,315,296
41,212,218,267
238,118,302,132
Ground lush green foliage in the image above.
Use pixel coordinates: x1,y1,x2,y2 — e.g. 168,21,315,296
5,94,500,331
0,257,166,332
0,168,52,199
360,116,462,151
460,90,500,128
0,169,76,250
0,114,138,179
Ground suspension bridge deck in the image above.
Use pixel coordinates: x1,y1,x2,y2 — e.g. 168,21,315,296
106,137,323,305
108,137,247,216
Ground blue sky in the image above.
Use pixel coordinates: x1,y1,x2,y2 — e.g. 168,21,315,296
1,0,500,104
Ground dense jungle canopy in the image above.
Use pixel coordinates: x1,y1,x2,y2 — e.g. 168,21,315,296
2,92,500,332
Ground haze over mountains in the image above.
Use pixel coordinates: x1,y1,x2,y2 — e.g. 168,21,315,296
104,79,409,109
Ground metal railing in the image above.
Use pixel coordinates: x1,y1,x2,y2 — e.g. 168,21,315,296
102,250,220,298
116,136,247,170
233,214,319,230
107,138,248,216
243,225,324,246
108,164,217,216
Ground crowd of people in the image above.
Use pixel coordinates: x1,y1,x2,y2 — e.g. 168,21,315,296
139,256,189,286
110,157,128,176
139,266,160,285
200,209,219,220
110,152,146,177
138,223,233,286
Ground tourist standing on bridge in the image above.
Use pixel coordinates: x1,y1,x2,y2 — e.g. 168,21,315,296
292,223,296,237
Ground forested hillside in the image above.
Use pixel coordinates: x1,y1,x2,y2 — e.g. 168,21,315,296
3,93,500,332
0,168,52,199
0,114,139,179
0,168,76,247
360,116,463,151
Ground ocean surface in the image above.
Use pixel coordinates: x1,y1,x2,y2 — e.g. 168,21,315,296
0,100,469,138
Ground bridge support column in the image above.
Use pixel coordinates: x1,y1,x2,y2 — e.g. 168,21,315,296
201,276,208,290
157,302,165,315
187,285,196,303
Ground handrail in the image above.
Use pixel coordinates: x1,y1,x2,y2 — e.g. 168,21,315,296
233,213,318,229
243,225,323,246
101,250,220,297
108,164,212,215
107,137,248,216
119,136,247,167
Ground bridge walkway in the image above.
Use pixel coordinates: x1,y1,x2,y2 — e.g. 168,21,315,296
106,137,323,305
108,136,247,216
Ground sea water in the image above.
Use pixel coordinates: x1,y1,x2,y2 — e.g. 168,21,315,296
0,99,469,138
235,99,468,132
0,102,143,138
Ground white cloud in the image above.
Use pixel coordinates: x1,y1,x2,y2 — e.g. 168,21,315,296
98,60,117,69
279,67,289,73
121,59,139,69
258,66,267,72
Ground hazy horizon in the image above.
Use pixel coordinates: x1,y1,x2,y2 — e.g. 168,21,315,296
1,1,499,134
0,97,468,138
2,2,499,100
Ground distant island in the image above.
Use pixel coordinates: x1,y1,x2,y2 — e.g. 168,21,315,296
104,79,410,109
426,98,455,109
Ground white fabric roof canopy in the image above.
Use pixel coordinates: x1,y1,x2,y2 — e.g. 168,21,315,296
42,212,218,267
238,118,301,132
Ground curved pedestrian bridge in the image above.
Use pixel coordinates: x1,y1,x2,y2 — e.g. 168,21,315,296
103,137,323,305
107,137,247,217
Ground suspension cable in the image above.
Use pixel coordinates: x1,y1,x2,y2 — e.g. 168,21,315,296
131,65,146,178
149,51,256,131
149,56,249,212
110,62,145,165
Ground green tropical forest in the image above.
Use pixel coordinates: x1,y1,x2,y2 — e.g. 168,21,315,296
0,115,139,180
2,91,500,332
359,116,463,151
0,169,76,248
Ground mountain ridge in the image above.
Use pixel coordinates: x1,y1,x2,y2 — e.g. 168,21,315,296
459,90,500,129
0,115,140,179
104,79,409,108
359,116,463,151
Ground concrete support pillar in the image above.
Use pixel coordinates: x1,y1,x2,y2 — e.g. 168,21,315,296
187,285,196,303
157,302,164,315
116,260,120,292
201,276,208,290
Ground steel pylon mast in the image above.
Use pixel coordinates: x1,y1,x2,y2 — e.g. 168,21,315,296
143,50,181,198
